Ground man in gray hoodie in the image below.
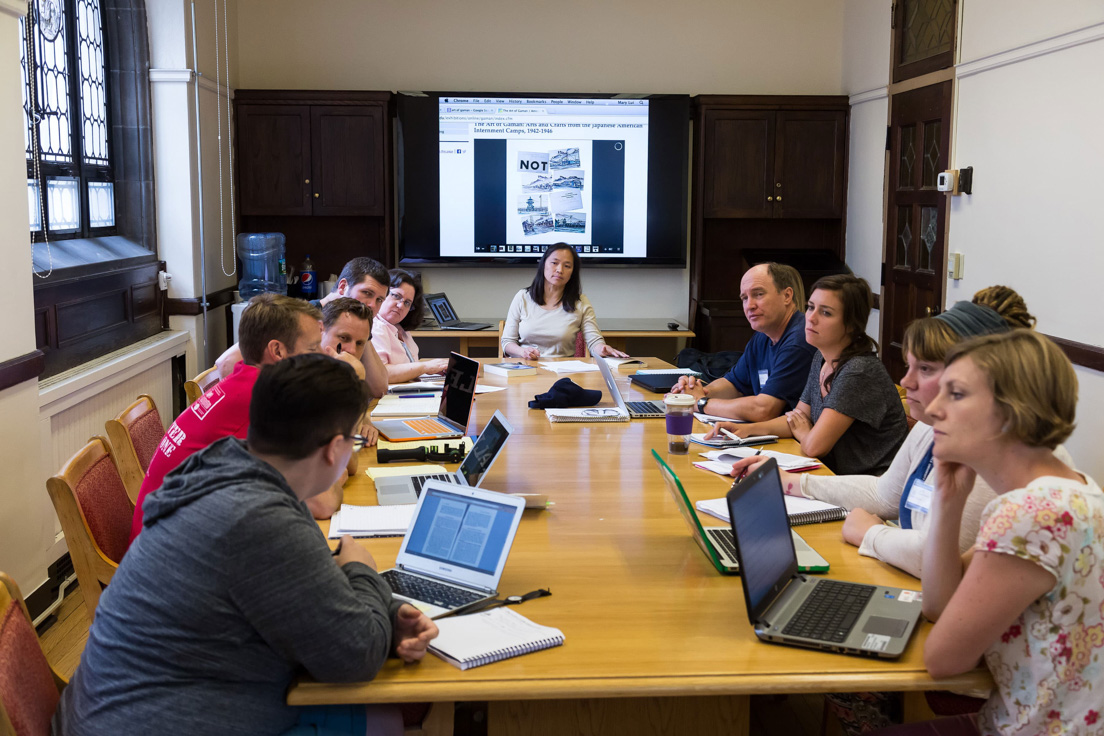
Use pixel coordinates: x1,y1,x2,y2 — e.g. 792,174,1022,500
53,354,438,735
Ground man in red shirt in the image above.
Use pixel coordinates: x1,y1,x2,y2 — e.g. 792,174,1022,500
129,294,329,544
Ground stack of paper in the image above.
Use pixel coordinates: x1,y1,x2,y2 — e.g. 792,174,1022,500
328,503,415,539
538,360,600,374
693,447,821,474
371,395,440,416
695,495,846,526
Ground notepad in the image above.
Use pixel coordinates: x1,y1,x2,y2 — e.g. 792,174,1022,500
429,607,564,670
545,407,629,423
365,464,449,480
371,396,441,416
695,495,848,527
538,360,600,374
697,447,823,472
328,503,416,538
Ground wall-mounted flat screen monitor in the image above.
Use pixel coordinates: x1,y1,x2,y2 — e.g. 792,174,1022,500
397,93,690,267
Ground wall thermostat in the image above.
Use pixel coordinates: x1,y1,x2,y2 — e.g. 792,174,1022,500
937,171,956,192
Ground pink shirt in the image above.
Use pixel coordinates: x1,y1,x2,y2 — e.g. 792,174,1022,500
371,318,419,364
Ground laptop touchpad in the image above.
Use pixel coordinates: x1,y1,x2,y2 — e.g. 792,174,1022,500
863,616,909,637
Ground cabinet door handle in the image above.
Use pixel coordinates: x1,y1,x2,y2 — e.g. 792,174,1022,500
767,196,774,202
776,196,782,202
314,193,320,198
305,178,310,184
776,182,782,188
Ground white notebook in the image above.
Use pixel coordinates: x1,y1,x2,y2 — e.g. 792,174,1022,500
371,396,441,416
429,608,564,670
695,495,847,527
545,407,629,423
327,504,415,539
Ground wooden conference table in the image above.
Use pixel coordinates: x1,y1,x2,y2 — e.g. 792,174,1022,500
290,358,990,735
409,319,695,355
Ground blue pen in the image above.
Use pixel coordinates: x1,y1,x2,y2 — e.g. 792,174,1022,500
398,393,436,398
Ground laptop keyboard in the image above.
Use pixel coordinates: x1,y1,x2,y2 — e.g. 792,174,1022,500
402,418,454,435
783,580,876,643
382,569,483,609
707,528,738,561
627,401,664,416
411,473,453,497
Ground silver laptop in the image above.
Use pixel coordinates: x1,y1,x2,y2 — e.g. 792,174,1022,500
423,292,491,330
596,356,666,418
376,410,513,505
651,450,828,575
727,458,923,658
374,353,478,441
381,481,526,619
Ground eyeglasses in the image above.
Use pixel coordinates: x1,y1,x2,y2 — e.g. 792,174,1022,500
388,291,414,309
350,434,372,452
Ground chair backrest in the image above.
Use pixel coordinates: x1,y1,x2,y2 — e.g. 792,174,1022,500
497,320,506,359
184,366,220,406
896,384,918,430
573,331,586,357
0,572,64,736
104,394,164,505
45,437,131,617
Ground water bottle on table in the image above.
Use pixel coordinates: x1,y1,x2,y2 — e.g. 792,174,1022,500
663,393,696,454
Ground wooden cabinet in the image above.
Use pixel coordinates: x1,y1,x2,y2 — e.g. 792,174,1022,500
702,108,845,219
234,90,393,276
690,96,850,352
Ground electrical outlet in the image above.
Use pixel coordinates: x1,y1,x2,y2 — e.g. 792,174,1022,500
948,253,964,280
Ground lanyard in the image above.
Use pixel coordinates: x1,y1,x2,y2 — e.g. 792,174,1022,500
398,328,415,363
898,442,934,530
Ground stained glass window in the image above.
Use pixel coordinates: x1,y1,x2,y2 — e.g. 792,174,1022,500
922,122,941,189
899,126,916,190
901,0,955,66
919,206,937,271
896,206,912,268
22,0,114,241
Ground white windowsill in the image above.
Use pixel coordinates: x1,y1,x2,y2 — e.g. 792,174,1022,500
39,330,189,418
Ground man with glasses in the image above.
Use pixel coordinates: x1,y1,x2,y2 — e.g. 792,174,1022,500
58,354,438,736
131,294,346,546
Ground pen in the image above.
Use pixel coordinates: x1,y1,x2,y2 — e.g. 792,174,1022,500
719,427,742,443
736,448,764,482
331,539,342,557
398,393,436,398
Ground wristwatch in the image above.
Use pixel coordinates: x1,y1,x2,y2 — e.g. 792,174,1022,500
697,397,710,413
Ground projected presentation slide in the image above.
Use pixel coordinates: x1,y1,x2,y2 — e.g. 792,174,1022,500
438,97,650,259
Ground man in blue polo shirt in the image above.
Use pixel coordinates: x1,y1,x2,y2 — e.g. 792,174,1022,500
672,262,816,421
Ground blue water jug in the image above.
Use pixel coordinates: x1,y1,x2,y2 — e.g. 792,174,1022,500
237,233,286,299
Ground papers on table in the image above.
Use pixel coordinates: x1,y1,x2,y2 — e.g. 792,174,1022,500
635,368,701,376
328,503,415,538
545,407,628,423
388,381,444,393
538,360,600,374
693,448,822,474
365,464,448,480
690,432,775,448
371,396,440,416
603,357,646,368
695,495,846,526
694,412,745,424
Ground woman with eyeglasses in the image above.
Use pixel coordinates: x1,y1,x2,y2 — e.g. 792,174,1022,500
371,269,450,383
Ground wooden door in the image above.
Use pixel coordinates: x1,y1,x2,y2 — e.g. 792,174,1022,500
236,105,312,216
881,81,952,380
311,104,385,216
774,111,847,218
701,109,775,217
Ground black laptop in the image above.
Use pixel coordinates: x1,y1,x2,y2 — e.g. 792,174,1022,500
628,371,701,393
423,293,491,330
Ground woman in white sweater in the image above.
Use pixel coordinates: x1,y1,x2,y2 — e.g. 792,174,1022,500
501,244,628,359
729,286,1070,578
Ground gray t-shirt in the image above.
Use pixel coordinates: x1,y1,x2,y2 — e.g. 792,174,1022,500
799,353,908,476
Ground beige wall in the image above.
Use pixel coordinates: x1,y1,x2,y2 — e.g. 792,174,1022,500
236,0,846,94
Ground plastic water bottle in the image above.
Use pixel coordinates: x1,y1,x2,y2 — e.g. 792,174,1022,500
301,255,317,298
237,233,286,299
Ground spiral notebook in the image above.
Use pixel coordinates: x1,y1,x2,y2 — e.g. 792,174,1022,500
429,607,564,670
696,495,848,527
545,407,629,423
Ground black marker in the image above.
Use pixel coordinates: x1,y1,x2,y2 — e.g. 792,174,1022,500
331,539,342,557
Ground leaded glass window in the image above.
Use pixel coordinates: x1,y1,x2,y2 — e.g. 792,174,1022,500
22,0,114,242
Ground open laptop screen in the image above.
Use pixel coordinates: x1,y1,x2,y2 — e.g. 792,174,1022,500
459,412,510,486
425,293,458,324
726,459,800,621
438,353,478,426
404,488,519,574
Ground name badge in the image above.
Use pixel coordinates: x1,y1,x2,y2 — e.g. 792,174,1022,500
904,479,934,515
758,370,770,386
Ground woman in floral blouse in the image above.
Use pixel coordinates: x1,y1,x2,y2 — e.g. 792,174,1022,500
880,330,1103,735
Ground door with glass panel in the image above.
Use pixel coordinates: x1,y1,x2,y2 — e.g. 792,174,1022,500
881,81,952,380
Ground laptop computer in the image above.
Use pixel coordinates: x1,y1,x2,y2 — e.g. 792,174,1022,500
380,481,526,619
650,450,828,574
629,372,699,393
376,410,513,505
726,458,923,658
596,356,666,418
375,353,478,442
423,293,492,330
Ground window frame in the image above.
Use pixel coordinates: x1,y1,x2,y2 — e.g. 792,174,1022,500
891,0,958,84
23,0,118,243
